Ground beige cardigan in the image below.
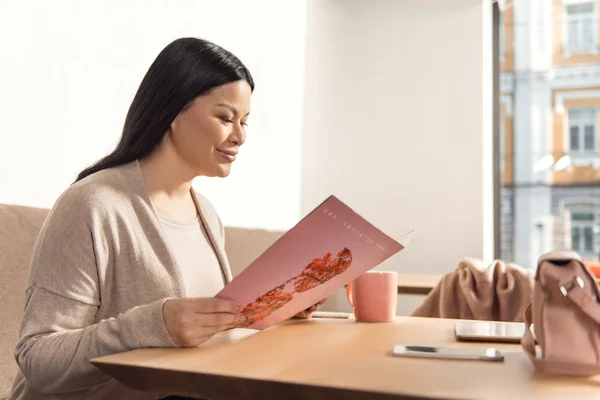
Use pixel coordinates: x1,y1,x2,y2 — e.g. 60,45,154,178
10,161,233,400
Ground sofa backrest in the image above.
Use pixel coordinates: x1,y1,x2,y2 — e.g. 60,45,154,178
0,204,49,398
0,203,283,398
224,227,284,277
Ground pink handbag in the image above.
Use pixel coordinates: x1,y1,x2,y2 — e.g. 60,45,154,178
522,250,600,376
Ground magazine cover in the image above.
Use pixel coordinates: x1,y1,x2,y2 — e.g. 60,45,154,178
216,195,413,330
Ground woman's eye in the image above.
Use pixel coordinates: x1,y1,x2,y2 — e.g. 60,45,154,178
241,121,248,127
219,116,233,124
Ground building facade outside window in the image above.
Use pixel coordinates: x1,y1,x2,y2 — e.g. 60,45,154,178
498,0,600,267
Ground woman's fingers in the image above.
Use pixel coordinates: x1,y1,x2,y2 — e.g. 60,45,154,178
295,310,311,319
163,297,242,347
190,297,239,314
197,311,242,328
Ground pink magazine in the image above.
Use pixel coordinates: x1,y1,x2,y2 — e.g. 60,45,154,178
216,195,414,330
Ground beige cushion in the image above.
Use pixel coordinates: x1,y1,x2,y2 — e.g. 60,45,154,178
223,226,284,277
0,204,49,399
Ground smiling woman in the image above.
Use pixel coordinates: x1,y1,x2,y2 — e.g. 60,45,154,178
145,81,251,181
9,37,322,400
75,37,254,184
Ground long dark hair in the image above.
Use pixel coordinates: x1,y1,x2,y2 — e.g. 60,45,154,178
75,37,254,182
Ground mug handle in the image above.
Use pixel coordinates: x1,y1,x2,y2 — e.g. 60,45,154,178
346,281,354,308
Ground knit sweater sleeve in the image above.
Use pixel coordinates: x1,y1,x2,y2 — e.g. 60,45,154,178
14,187,176,395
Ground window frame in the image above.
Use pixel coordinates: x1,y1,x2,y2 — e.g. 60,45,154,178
570,211,596,256
493,2,501,260
566,106,597,161
563,0,598,56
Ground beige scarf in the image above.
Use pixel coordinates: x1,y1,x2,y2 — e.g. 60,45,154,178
411,258,534,322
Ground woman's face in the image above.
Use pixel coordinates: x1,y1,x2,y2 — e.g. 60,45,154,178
168,80,252,178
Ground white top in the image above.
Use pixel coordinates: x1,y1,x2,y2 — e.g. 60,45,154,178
158,213,225,297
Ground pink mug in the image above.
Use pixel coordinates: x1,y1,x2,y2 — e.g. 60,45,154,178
346,271,398,322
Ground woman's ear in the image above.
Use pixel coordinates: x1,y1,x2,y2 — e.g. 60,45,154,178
169,115,179,134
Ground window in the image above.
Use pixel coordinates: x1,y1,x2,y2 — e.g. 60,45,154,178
568,107,597,154
565,1,597,55
571,212,595,256
496,2,600,268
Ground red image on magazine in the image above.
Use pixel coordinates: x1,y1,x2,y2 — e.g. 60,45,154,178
238,248,353,327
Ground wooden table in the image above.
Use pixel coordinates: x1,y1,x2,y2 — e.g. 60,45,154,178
397,273,441,295
91,317,600,399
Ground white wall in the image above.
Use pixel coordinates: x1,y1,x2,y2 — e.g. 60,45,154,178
301,0,494,314
2,0,495,315
0,0,306,230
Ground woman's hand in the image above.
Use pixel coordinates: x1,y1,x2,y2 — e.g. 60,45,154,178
294,299,326,319
162,297,241,347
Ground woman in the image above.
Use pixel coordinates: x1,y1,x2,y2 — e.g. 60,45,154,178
10,37,321,400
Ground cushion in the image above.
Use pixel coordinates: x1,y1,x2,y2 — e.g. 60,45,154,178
224,227,284,277
0,204,49,398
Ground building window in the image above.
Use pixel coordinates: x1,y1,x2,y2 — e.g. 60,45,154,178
571,212,595,256
565,1,597,55
568,107,597,154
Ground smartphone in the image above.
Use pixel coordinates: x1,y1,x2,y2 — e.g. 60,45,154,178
392,345,504,362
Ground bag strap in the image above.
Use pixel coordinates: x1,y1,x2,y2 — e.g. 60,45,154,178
557,274,600,325
522,303,600,376
521,304,536,358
